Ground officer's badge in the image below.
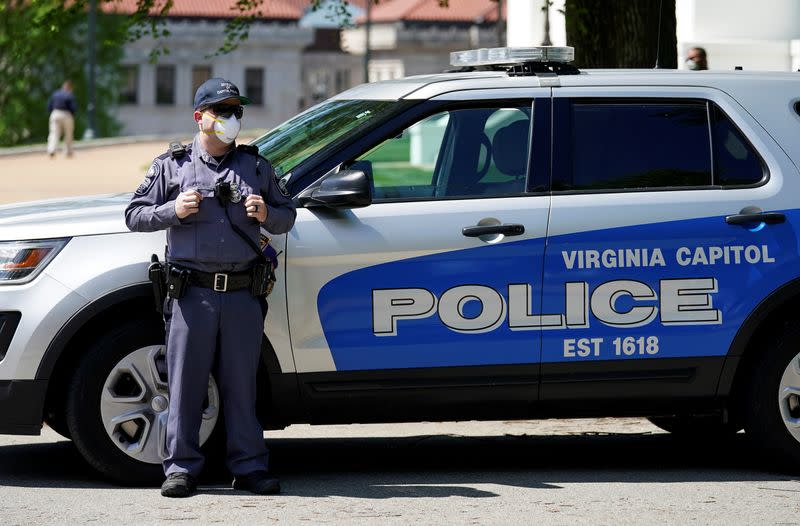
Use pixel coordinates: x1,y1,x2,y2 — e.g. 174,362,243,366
135,162,159,196
229,182,242,203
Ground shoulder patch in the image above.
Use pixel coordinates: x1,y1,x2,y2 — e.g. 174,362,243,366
135,161,161,196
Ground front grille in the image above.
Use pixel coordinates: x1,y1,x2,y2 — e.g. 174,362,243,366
0,312,21,362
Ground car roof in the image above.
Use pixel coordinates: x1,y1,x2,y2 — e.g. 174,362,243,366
333,69,800,101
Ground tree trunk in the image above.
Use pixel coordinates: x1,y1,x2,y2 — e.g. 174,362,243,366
564,0,677,69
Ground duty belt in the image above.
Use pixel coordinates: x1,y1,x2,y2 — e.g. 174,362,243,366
187,268,252,292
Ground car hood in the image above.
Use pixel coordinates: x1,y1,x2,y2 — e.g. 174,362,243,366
0,193,132,241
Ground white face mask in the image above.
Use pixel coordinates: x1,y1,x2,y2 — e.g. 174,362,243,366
202,113,241,144
685,58,701,71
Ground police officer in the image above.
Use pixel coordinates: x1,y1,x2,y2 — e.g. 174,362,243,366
125,78,296,498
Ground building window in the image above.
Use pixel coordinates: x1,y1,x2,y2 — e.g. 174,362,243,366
120,65,138,104
155,65,176,105
309,69,330,104
245,67,264,106
192,66,212,98
335,69,351,93
368,60,404,82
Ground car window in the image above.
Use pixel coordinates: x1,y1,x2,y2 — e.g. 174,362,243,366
355,105,531,201
712,104,765,186
251,99,411,179
562,101,712,191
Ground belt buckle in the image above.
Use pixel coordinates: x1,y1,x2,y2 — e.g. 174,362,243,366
213,273,228,292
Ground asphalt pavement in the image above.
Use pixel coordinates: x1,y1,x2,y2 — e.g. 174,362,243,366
1,419,799,525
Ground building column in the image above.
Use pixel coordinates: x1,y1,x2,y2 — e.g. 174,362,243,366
506,0,566,47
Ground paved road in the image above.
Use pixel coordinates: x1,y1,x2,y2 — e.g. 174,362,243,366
1,419,799,525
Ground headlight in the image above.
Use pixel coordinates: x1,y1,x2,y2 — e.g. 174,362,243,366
0,239,69,284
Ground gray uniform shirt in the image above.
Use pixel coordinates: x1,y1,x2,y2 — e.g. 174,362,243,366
125,135,296,273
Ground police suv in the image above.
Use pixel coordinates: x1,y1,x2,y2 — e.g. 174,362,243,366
2,47,800,482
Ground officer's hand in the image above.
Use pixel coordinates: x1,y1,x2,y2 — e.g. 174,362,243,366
245,194,268,223
175,190,202,219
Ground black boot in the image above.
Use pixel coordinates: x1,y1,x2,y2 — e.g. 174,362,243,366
232,471,280,495
161,473,197,498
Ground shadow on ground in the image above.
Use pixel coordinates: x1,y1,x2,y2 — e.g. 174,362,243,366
0,430,795,498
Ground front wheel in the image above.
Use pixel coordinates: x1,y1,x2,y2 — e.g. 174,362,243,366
744,325,800,469
65,319,220,484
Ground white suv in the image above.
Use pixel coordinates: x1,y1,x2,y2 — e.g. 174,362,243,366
2,47,800,482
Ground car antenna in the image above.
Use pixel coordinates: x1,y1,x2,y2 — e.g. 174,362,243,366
653,0,664,69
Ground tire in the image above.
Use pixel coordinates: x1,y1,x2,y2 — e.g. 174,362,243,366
744,324,800,469
647,414,741,437
65,318,221,485
44,412,71,440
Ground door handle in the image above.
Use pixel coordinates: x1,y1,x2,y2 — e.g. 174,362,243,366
462,224,525,237
725,211,785,226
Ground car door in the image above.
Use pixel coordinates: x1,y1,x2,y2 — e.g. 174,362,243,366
285,91,552,418
540,86,800,405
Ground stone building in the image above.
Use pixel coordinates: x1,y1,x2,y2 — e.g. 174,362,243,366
109,0,361,136
105,0,506,136
342,0,506,81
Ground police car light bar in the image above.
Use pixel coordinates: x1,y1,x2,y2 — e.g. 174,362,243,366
450,46,575,68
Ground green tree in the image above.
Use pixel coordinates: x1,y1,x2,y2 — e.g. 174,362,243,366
0,2,128,146
564,0,677,68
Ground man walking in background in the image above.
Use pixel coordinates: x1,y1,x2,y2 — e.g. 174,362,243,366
47,80,77,158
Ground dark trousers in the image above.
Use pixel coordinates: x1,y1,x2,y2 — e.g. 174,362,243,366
163,285,268,477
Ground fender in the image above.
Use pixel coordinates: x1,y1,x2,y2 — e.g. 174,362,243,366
717,277,800,396
36,284,155,380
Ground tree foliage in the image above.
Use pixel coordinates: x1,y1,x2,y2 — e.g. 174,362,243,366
565,0,677,68
0,1,128,146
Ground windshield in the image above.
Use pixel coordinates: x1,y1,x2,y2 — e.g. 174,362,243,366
252,99,407,179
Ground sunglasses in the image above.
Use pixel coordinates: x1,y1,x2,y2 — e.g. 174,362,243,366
205,104,244,119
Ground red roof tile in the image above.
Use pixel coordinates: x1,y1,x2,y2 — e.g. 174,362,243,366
281,0,371,10
360,0,504,24
102,0,500,23
102,0,304,20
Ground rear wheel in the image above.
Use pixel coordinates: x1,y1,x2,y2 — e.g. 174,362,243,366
65,319,220,484
744,325,800,469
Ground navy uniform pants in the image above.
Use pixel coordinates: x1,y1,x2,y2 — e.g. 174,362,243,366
163,285,268,477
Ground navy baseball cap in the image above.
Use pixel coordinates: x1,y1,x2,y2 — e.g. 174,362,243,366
193,77,250,110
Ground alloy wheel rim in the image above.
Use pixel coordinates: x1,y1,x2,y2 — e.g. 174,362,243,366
99,345,219,465
778,351,800,443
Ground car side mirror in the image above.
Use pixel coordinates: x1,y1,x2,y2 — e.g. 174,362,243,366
299,169,372,209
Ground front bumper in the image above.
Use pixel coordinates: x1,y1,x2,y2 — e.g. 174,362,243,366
0,380,46,435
